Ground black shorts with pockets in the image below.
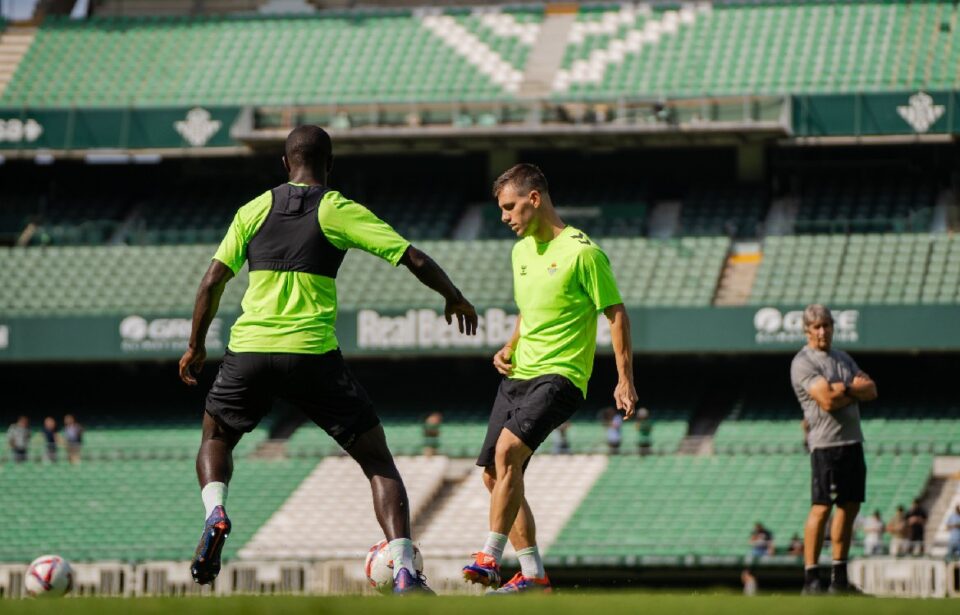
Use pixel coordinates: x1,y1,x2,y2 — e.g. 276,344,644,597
205,348,379,450
476,374,582,467
810,442,866,505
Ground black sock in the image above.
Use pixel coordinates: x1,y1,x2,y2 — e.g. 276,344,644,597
804,566,820,585
831,561,848,586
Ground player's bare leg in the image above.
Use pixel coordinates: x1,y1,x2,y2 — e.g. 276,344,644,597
191,413,242,585
828,502,862,593
346,423,431,594
802,503,831,594
482,467,537,550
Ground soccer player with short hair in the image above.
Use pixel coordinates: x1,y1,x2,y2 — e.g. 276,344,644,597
178,125,478,594
790,304,877,594
462,163,637,593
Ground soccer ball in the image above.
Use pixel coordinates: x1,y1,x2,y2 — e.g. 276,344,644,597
363,539,424,593
25,555,73,598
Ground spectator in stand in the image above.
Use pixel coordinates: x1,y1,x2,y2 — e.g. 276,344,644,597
41,416,60,463
552,421,571,455
862,510,885,556
946,505,960,559
906,498,928,556
7,415,30,463
788,534,804,556
635,408,653,456
749,522,774,557
886,505,907,556
600,406,622,455
63,414,84,464
422,411,442,457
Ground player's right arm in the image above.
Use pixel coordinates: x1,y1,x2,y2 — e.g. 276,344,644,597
493,315,521,376
179,260,233,386
179,194,266,385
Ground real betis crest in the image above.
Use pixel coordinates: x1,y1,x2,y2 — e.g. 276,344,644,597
897,92,945,134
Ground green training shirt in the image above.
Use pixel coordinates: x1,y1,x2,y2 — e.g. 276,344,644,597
213,186,410,354
510,225,623,396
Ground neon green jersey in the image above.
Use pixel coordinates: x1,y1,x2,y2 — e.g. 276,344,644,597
510,225,623,396
213,186,410,354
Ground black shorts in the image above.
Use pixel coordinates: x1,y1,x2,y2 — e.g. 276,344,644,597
205,348,379,450
476,374,582,467
810,442,866,505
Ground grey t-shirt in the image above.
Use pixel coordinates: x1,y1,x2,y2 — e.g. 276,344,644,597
790,345,864,450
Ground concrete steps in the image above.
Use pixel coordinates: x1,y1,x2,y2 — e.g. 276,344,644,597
0,27,37,98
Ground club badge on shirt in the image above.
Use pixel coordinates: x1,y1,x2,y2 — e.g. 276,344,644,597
547,262,558,276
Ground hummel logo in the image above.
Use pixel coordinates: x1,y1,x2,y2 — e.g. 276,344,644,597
520,265,528,276
571,232,591,245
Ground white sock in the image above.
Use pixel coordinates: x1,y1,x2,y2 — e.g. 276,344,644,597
482,532,509,564
388,538,417,578
516,546,545,579
201,481,227,518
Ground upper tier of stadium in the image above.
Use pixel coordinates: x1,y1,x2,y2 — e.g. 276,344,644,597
2,1,958,107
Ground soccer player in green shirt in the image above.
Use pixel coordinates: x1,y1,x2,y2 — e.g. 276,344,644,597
463,164,637,593
178,126,477,594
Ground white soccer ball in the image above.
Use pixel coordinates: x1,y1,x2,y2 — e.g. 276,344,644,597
364,539,424,593
25,555,74,598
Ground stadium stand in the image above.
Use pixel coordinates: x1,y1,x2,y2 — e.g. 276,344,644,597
0,8,535,107
547,453,933,560
417,455,609,559
239,456,447,559
0,234,731,316
678,186,766,238
750,234,960,306
3,2,958,108
793,177,937,234
553,1,960,98
0,458,317,562
715,395,960,456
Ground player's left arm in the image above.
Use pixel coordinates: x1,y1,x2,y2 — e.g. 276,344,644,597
577,244,636,418
179,260,234,386
604,303,637,419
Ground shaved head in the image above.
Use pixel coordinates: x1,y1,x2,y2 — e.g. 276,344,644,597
284,125,332,173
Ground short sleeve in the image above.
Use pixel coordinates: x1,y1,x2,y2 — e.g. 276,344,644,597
838,350,862,376
318,191,410,266
213,191,271,274
576,246,623,310
790,354,822,394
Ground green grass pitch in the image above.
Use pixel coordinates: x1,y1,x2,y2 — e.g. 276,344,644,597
3,593,955,614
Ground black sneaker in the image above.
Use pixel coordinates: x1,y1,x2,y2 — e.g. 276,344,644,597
190,505,231,585
801,578,826,595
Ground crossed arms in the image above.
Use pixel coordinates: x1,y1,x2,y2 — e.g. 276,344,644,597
807,372,878,412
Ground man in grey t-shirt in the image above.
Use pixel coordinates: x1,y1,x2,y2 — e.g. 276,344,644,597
790,304,877,595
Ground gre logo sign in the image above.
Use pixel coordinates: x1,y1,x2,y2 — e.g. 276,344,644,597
119,315,223,353
753,308,859,345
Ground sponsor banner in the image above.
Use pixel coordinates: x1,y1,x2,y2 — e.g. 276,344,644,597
0,107,242,151
0,305,957,361
118,315,224,354
351,307,611,353
752,307,859,345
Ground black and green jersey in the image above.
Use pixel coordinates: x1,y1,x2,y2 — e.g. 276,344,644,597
510,225,622,397
213,183,409,354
